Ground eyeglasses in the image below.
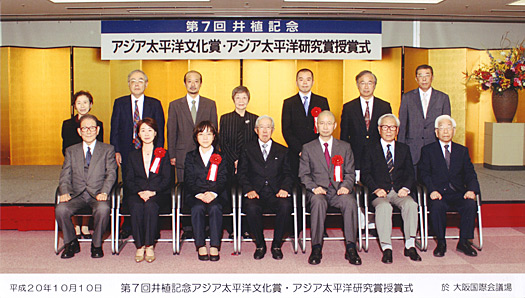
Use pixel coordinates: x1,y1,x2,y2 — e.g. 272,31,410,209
417,74,432,79
129,79,145,85
80,126,97,132
358,81,375,87
380,125,397,131
437,127,454,131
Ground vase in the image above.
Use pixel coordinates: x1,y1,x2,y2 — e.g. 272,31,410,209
492,89,519,123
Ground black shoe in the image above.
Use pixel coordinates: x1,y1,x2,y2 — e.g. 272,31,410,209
90,244,104,258
456,241,477,257
119,229,131,240
308,246,322,265
404,247,422,261
433,242,447,257
81,232,92,239
381,249,393,264
345,247,362,265
209,248,220,262
198,253,209,261
242,232,251,239
61,239,80,259
271,247,283,260
182,230,194,240
253,247,267,260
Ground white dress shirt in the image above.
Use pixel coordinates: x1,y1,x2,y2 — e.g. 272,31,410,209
360,96,375,118
380,138,395,161
187,94,200,113
439,140,452,159
419,87,432,118
83,140,97,159
318,136,333,156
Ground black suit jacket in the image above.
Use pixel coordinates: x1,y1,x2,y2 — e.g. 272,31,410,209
281,93,330,155
61,116,104,156
418,141,480,196
219,110,259,170
340,97,392,169
361,141,415,200
110,95,165,167
237,139,293,196
124,147,172,196
183,149,228,207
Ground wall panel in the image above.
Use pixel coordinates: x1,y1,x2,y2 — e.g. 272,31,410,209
1,48,11,165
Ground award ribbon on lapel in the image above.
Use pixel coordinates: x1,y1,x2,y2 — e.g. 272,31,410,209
332,155,344,182
207,154,222,181
149,148,166,174
311,107,322,134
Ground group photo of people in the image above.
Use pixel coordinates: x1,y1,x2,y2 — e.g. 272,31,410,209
56,65,482,266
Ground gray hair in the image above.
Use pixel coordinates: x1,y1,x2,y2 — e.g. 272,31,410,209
355,70,377,84
255,115,275,128
377,113,400,127
127,69,148,82
79,114,99,126
318,110,336,122
435,115,456,128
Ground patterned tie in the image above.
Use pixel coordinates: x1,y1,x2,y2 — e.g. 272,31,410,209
386,144,394,180
191,100,197,124
133,100,141,149
444,144,451,169
86,146,92,167
364,100,371,131
262,143,268,161
323,143,330,168
303,96,309,116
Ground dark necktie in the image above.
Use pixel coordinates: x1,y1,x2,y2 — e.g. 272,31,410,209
444,144,451,169
386,144,394,179
303,96,309,116
133,100,141,149
86,147,92,167
364,100,370,131
323,143,330,168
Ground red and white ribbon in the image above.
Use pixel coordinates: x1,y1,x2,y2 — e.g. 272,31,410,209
207,154,222,181
332,155,344,182
149,148,166,174
311,107,322,134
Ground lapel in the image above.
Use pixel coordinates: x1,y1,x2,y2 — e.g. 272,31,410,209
265,140,279,164
139,150,150,179
123,96,134,127
143,96,151,118
392,142,403,172
426,90,437,118
449,142,460,174
180,97,195,126
195,96,206,124
314,139,330,173
434,142,449,174
252,141,266,165
76,145,87,177
370,98,381,125
294,94,308,118
352,99,367,132
86,143,100,179
412,90,426,120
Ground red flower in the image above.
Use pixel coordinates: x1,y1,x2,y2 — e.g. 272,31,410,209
154,148,166,158
480,71,491,80
331,155,344,166
311,107,322,117
210,153,222,165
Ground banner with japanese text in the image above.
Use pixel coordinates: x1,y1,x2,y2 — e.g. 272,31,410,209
101,20,382,60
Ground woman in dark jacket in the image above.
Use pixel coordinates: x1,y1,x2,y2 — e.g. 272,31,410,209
184,121,227,261
124,117,171,263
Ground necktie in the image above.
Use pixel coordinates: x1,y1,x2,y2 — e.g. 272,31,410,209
386,144,394,180
323,143,330,168
422,93,429,119
364,100,370,131
133,100,141,149
444,144,451,169
303,96,309,116
262,143,268,161
191,99,197,124
86,146,92,167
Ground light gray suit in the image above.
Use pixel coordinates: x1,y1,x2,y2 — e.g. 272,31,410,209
167,96,218,182
299,138,358,247
398,88,451,165
56,141,117,247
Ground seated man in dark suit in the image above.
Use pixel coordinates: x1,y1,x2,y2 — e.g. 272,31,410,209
56,114,117,259
299,111,361,266
238,115,293,260
361,114,421,264
418,115,480,257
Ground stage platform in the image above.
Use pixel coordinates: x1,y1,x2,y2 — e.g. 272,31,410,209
0,164,524,230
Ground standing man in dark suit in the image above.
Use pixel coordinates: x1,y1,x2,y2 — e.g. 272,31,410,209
110,69,165,239
340,70,392,170
361,114,421,264
282,68,330,178
110,69,165,173
168,70,218,183
299,111,361,266
399,64,451,166
238,115,293,260
56,114,117,259
418,115,480,258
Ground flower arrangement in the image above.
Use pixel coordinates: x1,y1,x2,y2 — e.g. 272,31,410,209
466,43,525,93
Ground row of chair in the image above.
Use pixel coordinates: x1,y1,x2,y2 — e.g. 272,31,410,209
54,182,483,256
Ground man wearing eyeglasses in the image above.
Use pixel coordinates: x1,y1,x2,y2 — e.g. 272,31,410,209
398,65,451,168
419,115,480,258
361,114,421,264
56,114,117,259
110,69,165,239
340,70,392,171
